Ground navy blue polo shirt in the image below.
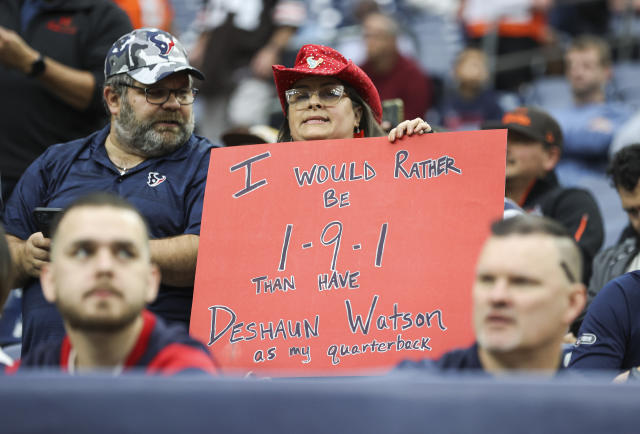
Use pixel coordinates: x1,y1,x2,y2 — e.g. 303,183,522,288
569,271,640,373
396,343,567,375
3,124,215,356
395,343,484,372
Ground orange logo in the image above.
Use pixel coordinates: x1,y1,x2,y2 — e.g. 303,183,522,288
502,113,531,126
546,132,555,144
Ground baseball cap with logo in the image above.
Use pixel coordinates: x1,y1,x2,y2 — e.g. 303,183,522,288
482,107,563,149
272,44,382,123
104,28,204,85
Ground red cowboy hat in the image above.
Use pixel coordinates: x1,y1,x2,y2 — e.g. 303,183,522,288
272,44,382,123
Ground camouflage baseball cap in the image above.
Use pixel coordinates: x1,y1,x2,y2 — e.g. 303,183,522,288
104,28,204,85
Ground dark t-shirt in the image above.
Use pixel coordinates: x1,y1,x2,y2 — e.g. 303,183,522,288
0,0,132,184
569,271,640,373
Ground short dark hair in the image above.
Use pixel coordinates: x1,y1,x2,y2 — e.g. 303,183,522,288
491,214,571,238
490,214,582,282
568,35,612,67
0,223,12,308
277,84,385,142
608,144,640,192
51,192,149,241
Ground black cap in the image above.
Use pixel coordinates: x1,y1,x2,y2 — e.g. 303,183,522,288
482,107,563,148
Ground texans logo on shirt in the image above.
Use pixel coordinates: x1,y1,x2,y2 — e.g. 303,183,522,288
149,32,175,58
147,172,166,187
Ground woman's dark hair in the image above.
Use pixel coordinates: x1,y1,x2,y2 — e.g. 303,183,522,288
277,83,385,142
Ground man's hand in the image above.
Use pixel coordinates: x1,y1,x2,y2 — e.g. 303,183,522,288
6,233,50,288
0,26,39,74
20,232,51,278
388,118,433,142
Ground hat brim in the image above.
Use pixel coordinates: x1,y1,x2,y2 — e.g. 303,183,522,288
128,63,205,85
272,64,382,123
481,121,548,145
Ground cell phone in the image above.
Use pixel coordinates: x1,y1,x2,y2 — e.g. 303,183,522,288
382,98,405,130
33,207,63,238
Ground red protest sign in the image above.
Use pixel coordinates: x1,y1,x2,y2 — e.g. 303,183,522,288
191,130,506,376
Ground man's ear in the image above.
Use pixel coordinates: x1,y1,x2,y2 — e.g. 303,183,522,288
104,86,122,117
40,263,57,304
564,283,587,325
543,145,561,172
145,264,161,304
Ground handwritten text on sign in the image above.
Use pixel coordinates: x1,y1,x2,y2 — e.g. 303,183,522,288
191,130,506,375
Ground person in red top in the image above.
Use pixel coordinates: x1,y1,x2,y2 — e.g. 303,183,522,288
359,12,432,125
12,193,217,375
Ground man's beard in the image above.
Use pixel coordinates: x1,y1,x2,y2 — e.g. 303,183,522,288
56,296,143,333
114,96,195,158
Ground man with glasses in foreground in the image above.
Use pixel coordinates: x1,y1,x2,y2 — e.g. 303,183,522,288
397,215,586,375
568,144,640,375
2,28,216,357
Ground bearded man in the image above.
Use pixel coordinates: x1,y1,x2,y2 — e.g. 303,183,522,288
2,28,217,357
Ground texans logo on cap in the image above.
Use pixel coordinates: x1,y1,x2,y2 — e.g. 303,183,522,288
150,32,175,58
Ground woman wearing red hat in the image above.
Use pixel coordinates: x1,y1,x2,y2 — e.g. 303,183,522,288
272,44,430,142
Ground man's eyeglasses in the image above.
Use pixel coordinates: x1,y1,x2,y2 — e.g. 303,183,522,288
624,206,640,218
122,84,198,105
285,85,346,108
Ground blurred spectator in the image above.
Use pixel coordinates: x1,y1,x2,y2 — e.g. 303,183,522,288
397,215,586,375
549,0,609,38
548,35,633,246
551,35,631,169
221,125,279,146
189,0,306,142
610,109,640,157
15,193,217,375
113,0,142,28
440,48,503,130
587,145,640,306
485,107,603,285
0,0,132,202
460,0,554,91
3,28,215,357
113,0,174,31
139,0,173,31
359,12,432,122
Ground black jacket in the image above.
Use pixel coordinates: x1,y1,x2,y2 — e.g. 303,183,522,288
521,171,604,284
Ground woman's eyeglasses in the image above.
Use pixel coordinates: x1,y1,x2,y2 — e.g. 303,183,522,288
285,85,346,108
